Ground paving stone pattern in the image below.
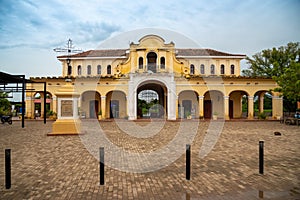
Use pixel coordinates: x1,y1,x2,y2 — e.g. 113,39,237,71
0,120,299,199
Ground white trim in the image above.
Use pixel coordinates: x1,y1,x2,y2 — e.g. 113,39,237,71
176,55,246,59
57,97,79,120
59,55,245,60
59,56,127,60
127,73,176,120
176,83,277,86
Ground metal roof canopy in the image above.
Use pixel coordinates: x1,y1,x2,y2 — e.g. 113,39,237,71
0,71,47,128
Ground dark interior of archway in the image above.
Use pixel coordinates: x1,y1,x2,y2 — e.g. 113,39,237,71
137,83,166,118
147,52,157,73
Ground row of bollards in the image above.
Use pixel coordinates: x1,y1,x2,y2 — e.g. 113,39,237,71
98,142,263,185
3,142,264,188
98,145,192,185
98,142,264,185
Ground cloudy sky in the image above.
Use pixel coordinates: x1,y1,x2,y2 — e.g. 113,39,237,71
0,0,299,78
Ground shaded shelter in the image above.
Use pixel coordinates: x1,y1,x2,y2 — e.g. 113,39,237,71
0,71,47,128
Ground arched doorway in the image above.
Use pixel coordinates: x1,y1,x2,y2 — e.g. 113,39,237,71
147,52,157,73
45,92,53,116
229,90,249,119
254,91,273,118
178,90,199,119
33,92,42,118
203,90,224,119
81,91,101,118
106,90,127,118
137,81,166,118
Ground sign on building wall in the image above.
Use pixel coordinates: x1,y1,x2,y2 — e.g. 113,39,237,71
61,100,73,117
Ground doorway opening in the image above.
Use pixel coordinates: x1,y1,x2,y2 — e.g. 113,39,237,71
137,82,166,118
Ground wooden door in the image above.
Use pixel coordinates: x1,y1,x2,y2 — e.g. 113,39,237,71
204,100,212,119
89,100,98,118
229,100,234,119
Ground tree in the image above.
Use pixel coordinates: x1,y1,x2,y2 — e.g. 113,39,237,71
243,42,300,103
0,91,11,115
273,61,300,103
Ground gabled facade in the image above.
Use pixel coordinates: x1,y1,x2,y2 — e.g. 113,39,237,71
26,35,283,120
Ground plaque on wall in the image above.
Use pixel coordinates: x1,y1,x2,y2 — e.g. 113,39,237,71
61,100,73,117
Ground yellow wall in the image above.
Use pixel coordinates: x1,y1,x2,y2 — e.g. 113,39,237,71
27,35,282,120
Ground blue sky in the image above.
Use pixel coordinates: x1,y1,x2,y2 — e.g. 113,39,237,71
0,0,299,78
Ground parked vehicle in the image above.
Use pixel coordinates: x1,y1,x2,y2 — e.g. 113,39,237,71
1,115,12,124
294,112,300,119
284,112,300,126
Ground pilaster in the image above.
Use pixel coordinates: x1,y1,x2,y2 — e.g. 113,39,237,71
248,96,254,119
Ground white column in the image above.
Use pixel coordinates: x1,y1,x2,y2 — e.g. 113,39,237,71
128,90,137,120
248,96,254,119
73,97,79,119
272,96,283,119
224,96,230,120
167,88,176,120
167,77,176,120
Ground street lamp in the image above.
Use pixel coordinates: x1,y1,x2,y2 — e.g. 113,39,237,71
53,39,82,79
66,58,72,79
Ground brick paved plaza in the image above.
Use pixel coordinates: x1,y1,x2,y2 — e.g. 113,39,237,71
0,120,299,199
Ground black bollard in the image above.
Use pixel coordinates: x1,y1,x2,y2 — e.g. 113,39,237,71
186,144,191,180
259,141,264,174
99,147,104,185
5,149,11,189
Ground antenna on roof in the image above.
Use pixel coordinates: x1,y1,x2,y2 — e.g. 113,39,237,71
53,39,83,55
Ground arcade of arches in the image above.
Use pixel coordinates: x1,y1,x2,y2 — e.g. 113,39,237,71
25,34,283,120
26,76,282,120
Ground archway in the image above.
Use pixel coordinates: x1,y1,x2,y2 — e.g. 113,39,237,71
254,91,273,119
32,91,53,119
45,92,53,117
178,90,199,119
203,90,224,119
147,52,157,73
137,81,166,118
33,92,42,118
106,90,127,118
81,91,101,118
229,90,249,119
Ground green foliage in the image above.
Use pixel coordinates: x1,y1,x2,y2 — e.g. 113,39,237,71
258,112,267,120
283,97,297,112
272,61,300,103
138,98,160,115
242,95,248,112
47,110,56,116
243,42,300,103
0,91,11,115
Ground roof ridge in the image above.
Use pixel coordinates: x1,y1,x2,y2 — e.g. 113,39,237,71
176,48,245,57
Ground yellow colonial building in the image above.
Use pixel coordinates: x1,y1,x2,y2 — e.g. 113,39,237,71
26,35,283,120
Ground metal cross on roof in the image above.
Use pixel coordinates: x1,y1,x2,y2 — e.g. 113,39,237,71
53,39,83,55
